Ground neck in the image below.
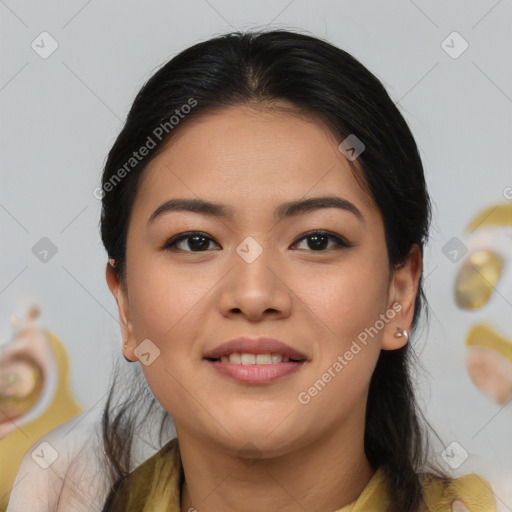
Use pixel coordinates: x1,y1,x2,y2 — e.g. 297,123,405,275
177,414,374,512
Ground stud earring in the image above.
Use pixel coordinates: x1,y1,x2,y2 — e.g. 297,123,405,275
394,327,409,341
108,258,116,268
122,340,131,362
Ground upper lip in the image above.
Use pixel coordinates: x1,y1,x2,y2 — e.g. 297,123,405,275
203,337,308,361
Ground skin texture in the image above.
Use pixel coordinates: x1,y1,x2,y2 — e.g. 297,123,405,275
106,103,422,512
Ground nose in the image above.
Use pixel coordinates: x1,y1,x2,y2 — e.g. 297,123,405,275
217,245,292,322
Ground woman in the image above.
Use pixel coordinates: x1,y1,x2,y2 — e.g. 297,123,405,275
98,29,497,512
8,29,497,512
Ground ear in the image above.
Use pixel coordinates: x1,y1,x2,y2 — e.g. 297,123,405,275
381,244,422,350
105,262,137,362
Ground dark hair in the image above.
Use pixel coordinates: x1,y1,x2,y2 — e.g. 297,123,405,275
99,28,452,512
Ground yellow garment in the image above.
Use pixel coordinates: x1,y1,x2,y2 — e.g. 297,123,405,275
0,331,83,511
103,437,497,511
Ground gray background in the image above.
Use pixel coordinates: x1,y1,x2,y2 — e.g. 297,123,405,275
1,0,511,508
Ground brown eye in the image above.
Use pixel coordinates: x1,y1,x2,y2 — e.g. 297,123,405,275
292,230,353,252
163,232,221,252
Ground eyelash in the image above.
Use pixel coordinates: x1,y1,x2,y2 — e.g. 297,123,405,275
161,230,354,253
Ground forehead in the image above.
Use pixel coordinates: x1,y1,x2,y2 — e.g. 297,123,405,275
133,103,375,219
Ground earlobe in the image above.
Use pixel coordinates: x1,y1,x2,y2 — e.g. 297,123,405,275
381,244,422,351
105,262,137,362
381,308,411,351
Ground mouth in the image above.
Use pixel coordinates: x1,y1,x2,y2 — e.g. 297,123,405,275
204,353,306,364
203,337,309,384
204,356,306,384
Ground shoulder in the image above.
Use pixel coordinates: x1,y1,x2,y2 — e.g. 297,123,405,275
102,437,180,511
422,471,497,512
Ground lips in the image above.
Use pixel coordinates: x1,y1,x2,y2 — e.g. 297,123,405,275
203,337,308,362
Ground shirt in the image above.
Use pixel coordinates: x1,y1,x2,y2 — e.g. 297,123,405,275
102,437,497,512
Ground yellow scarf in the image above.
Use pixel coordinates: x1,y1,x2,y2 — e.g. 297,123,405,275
103,437,496,512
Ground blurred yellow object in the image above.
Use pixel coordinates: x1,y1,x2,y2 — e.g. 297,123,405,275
465,323,512,363
455,250,504,309
455,202,512,405
0,329,83,511
466,202,512,231
0,357,44,419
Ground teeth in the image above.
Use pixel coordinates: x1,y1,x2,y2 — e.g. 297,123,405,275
229,353,241,364
241,353,256,365
217,352,294,364
256,353,271,364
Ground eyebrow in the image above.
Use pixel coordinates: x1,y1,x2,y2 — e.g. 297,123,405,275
147,195,364,226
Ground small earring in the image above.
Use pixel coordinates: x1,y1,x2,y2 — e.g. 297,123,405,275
108,258,116,268
394,327,409,341
122,341,131,362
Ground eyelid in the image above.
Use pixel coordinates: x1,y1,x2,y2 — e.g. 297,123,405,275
291,229,354,249
162,229,354,252
161,231,220,251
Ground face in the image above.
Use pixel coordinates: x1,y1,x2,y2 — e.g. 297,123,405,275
107,102,420,458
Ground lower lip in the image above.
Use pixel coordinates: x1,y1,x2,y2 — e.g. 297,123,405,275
205,360,305,384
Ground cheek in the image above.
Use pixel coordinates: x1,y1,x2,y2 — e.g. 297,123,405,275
127,257,212,343
294,266,388,419
298,257,390,342
128,268,205,417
